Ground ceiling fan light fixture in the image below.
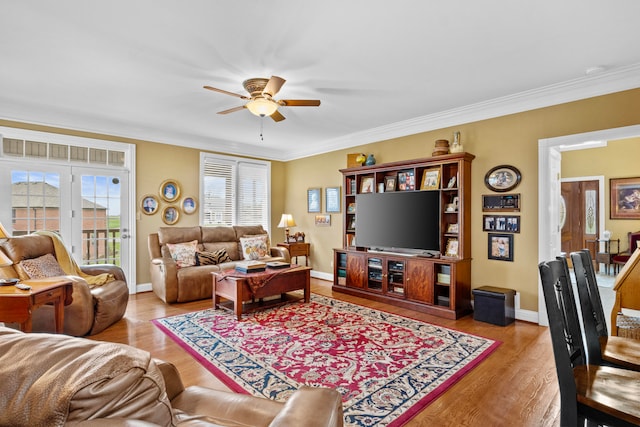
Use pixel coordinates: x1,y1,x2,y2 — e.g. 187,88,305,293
246,97,278,117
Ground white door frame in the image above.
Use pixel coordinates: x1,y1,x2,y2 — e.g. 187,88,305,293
538,124,640,325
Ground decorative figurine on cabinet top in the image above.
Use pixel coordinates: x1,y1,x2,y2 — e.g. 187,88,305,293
364,154,376,166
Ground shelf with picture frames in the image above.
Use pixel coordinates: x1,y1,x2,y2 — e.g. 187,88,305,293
334,152,475,319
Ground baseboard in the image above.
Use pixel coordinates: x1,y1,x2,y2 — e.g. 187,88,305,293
137,282,152,293
311,270,332,281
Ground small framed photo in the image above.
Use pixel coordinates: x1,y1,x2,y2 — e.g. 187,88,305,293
140,194,159,215
162,206,180,225
307,188,321,212
159,179,181,203
360,177,375,194
325,187,341,213
385,176,396,192
445,238,459,257
483,215,520,233
488,233,514,261
610,177,640,219
315,214,331,226
181,196,197,214
347,202,356,213
446,223,459,234
484,165,521,192
421,168,441,190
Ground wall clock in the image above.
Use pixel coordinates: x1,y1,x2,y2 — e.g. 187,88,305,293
484,165,521,192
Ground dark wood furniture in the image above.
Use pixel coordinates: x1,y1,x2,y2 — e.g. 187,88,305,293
0,278,73,332
586,238,619,274
570,250,640,371
612,230,640,274
539,258,640,426
277,242,310,266
333,152,474,319
212,266,311,320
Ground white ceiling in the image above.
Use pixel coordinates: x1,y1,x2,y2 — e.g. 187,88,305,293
1,1,640,161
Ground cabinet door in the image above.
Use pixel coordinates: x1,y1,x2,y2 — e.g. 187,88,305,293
346,253,366,288
406,259,434,304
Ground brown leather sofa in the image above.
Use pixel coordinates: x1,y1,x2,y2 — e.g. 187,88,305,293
0,234,129,336
0,326,344,426
148,225,290,304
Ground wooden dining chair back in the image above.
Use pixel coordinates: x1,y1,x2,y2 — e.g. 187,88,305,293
539,258,640,427
571,249,640,371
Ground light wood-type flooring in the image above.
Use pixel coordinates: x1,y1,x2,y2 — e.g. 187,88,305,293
91,279,561,426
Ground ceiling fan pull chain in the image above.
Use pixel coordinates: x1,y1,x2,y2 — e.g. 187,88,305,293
260,117,264,141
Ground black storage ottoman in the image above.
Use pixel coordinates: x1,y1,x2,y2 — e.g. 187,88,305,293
472,286,516,326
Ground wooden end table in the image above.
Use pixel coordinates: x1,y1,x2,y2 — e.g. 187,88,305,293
0,277,73,333
277,242,310,266
213,266,311,320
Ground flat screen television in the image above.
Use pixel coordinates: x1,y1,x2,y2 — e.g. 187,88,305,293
355,191,441,256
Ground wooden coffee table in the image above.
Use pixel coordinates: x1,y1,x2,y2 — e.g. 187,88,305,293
0,277,73,333
213,266,311,320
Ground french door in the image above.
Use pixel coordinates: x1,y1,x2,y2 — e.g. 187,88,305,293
0,162,133,291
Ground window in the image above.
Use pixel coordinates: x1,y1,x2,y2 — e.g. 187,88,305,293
201,153,270,230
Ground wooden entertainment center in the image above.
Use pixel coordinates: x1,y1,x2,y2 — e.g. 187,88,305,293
333,152,474,319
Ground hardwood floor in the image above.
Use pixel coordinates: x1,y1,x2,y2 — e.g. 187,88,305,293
91,279,561,426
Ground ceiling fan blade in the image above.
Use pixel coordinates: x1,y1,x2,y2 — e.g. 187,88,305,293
263,76,286,97
204,85,249,100
217,105,246,115
270,110,286,122
278,99,321,107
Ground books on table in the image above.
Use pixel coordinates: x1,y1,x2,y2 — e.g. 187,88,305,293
235,261,267,273
266,261,290,269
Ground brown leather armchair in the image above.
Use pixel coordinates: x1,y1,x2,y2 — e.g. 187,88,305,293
0,327,344,426
0,233,129,336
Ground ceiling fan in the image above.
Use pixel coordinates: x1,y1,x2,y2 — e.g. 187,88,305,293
203,76,320,122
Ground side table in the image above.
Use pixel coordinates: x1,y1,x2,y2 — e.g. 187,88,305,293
0,277,73,332
588,238,620,275
277,242,310,266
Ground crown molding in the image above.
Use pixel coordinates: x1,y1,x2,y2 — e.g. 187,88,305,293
283,62,640,161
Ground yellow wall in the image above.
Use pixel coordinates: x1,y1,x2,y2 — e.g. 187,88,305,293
2,88,640,313
561,137,640,250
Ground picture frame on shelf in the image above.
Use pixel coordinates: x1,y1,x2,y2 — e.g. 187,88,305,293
420,168,441,190
347,202,356,213
398,170,415,191
181,196,197,214
140,194,159,215
446,223,459,234
162,206,179,225
384,175,396,192
484,165,521,192
445,238,459,257
307,188,321,212
315,214,331,226
488,233,514,261
360,177,374,193
610,177,640,219
159,179,180,203
325,187,341,213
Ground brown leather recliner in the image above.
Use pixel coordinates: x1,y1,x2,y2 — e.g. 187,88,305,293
0,327,344,427
0,234,129,336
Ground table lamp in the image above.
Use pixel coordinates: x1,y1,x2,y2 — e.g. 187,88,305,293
277,214,297,242
0,251,12,268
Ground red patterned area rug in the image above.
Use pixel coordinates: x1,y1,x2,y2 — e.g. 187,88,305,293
153,294,499,426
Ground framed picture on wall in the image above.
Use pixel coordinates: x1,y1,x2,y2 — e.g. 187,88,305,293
159,179,181,203
488,233,514,261
307,188,321,213
610,177,640,219
325,187,341,213
140,194,159,215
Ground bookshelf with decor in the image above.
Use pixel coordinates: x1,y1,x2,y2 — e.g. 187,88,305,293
333,152,474,319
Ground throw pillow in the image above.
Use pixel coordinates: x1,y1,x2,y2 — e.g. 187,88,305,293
18,253,67,279
195,249,233,266
239,235,269,260
166,240,198,268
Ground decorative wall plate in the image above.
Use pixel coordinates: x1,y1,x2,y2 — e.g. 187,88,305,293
484,165,521,192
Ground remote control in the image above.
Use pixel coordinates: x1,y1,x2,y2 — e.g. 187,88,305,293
15,283,31,291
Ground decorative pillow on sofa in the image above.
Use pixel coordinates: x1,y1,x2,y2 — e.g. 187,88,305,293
166,240,198,268
195,249,233,266
239,235,269,260
18,253,67,279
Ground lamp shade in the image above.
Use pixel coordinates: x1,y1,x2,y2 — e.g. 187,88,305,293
277,214,297,228
246,97,278,117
